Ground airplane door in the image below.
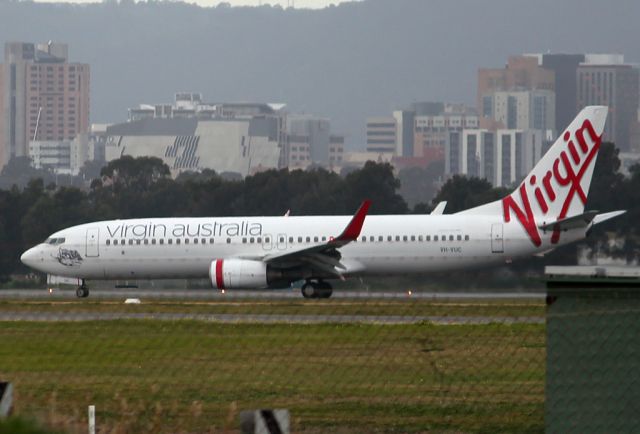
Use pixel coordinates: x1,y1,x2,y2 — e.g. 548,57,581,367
491,223,504,254
86,227,100,257
262,234,273,251
277,233,287,251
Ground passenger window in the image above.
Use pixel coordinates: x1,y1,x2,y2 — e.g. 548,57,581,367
129,240,134,245
465,235,470,241
288,237,293,243
322,236,327,242
251,237,255,243
411,236,415,242
395,235,400,242
194,239,199,244
306,237,310,243
177,239,181,245
280,237,285,243
388,236,392,242
449,235,454,241
227,238,231,244
160,239,164,245
298,236,302,242
201,238,206,244
168,239,173,245
361,236,366,242
106,240,111,246
426,235,431,241
418,235,423,242
434,235,438,241
379,236,383,242
152,239,156,245
121,239,125,245
143,239,148,245
403,236,408,242
457,235,462,241
314,236,319,242
370,236,374,242
113,240,118,246
185,239,189,245
256,237,261,243
136,239,141,245
210,238,214,244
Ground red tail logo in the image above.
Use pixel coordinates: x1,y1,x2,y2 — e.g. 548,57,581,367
502,119,602,247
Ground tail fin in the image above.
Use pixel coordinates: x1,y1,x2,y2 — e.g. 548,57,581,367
459,106,608,246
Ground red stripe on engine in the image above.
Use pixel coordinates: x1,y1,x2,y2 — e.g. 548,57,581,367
215,259,224,289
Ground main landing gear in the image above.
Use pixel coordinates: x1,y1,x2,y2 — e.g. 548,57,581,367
76,279,89,298
301,280,333,299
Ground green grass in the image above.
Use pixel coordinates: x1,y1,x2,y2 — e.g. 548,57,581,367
0,307,545,433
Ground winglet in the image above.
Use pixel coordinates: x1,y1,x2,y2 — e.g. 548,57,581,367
336,200,371,241
431,201,447,215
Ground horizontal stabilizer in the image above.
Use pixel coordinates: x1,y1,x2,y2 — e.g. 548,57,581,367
431,201,447,215
538,211,599,232
592,210,626,225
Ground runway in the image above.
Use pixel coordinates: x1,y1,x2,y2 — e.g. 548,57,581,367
0,288,545,301
0,311,544,325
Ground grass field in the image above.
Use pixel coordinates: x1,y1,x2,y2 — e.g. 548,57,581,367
0,299,545,433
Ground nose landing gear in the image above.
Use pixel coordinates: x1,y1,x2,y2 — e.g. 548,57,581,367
76,280,89,298
301,280,333,299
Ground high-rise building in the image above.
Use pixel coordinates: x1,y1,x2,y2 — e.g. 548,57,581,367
536,54,585,132
486,89,555,132
446,128,547,187
366,117,397,154
478,56,555,118
577,59,639,151
0,42,90,168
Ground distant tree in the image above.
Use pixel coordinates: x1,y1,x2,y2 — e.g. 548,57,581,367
398,160,444,208
432,175,508,214
79,160,106,182
344,161,408,214
98,156,170,193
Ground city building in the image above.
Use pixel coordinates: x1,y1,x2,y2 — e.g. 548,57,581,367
393,110,415,157
485,89,555,132
446,128,548,187
576,56,639,151
478,56,555,120
0,42,90,169
104,116,282,178
413,104,478,165
367,102,478,168
366,117,397,154
286,115,332,165
531,53,585,133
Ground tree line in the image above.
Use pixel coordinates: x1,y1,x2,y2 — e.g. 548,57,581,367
0,143,636,285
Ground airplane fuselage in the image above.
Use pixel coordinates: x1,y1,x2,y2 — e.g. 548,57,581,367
23,214,584,282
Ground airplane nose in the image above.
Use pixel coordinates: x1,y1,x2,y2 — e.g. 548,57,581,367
20,247,40,268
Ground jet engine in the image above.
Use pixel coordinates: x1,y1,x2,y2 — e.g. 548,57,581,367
209,259,271,289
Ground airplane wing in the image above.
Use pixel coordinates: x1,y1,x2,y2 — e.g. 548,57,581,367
261,200,372,277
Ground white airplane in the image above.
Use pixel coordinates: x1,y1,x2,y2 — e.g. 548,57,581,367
21,106,624,298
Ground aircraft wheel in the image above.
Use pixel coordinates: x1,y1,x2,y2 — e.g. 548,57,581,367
76,287,85,298
301,283,316,299
317,281,333,299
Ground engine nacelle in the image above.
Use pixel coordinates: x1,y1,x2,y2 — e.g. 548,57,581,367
209,259,268,289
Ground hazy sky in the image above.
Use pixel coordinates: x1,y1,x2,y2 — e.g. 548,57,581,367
35,0,357,7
